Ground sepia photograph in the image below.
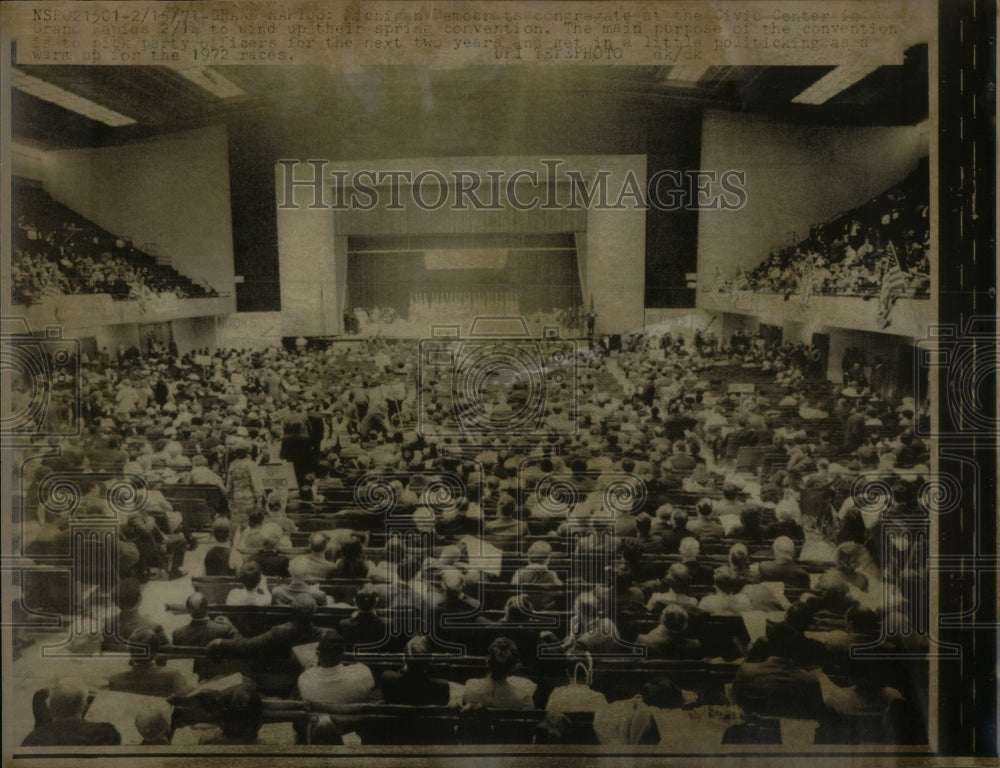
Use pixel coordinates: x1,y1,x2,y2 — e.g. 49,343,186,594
0,0,995,765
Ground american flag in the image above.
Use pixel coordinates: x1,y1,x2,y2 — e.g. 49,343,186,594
876,263,908,328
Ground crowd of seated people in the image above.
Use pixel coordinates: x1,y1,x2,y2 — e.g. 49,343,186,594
346,303,586,338
11,181,218,306
13,325,931,748
718,161,930,300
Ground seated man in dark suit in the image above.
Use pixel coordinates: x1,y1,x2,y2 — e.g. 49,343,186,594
173,592,242,646
685,498,726,547
733,619,826,719
271,557,328,606
250,526,290,578
380,634,452,706
483,496,528,544
434,496,479,537
745,603,826,666
753,536,812,589
762,502,806,547
712,482,745,518
337,584,389,649
207,593,323,659
103,577,169,649
698,566,753,616
633,513,666,553
108,628,198,697
288,532,337,580
636,604,703,659
22,680,121,747
430,568,483,616
678,537,715,587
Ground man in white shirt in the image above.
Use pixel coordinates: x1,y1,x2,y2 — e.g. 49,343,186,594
225,561,272,606
297,632,376,709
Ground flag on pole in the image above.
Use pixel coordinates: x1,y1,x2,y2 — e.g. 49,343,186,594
876,243,908,328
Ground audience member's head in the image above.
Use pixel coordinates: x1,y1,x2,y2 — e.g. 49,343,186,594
135,703,171,744
288,557,311,581
211,517,231,543
835,541,866,573
440,568,465,597
185,592,210,620
290,593,317,622
238,561,264,591
355,583,379,611
259,523,283,550
485,637,520,681
635,513,652,537
772,536,796,561
712,566,741,595
679,537,700,560
316,632,346,667
660,604,689,634
128,626,161,665
404,634,433,674
438,545,462,567
339,536,364,562
846,605,879,636
526,540,553,565
503,594,535,624
666,563,692,594
728,542,751,571
308,714,344,745
308,532,330,555
116,577,142,611
534,712,572,744
47,679,88,720
785,601,814,634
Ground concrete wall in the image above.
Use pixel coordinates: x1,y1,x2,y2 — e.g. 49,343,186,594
217,312,284,350
697,111,928,288
172,316,218,356
41,125,237,299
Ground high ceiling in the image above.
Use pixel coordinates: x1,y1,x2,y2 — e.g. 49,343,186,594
13,45,927,154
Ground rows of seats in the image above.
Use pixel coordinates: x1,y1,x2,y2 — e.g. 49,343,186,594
728,159,930,299
13,319,930,749
12,178,218,305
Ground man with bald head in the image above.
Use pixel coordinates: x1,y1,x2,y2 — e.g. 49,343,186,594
289,531,336,579
108,628,197,697
272,557,329,606
430,569,492,627
753,536,812,589
22,679,121,746
172,592,241,646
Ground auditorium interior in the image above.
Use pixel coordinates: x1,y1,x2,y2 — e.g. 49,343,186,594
4,50,941,751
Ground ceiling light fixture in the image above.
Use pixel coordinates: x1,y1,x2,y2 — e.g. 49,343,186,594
791,63,882,105
168,65,245,99
11,68,136,126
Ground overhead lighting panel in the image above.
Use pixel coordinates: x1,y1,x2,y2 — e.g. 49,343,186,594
791,63,882,105
169,66,245,99
666,64,711,86
10,68,136,127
